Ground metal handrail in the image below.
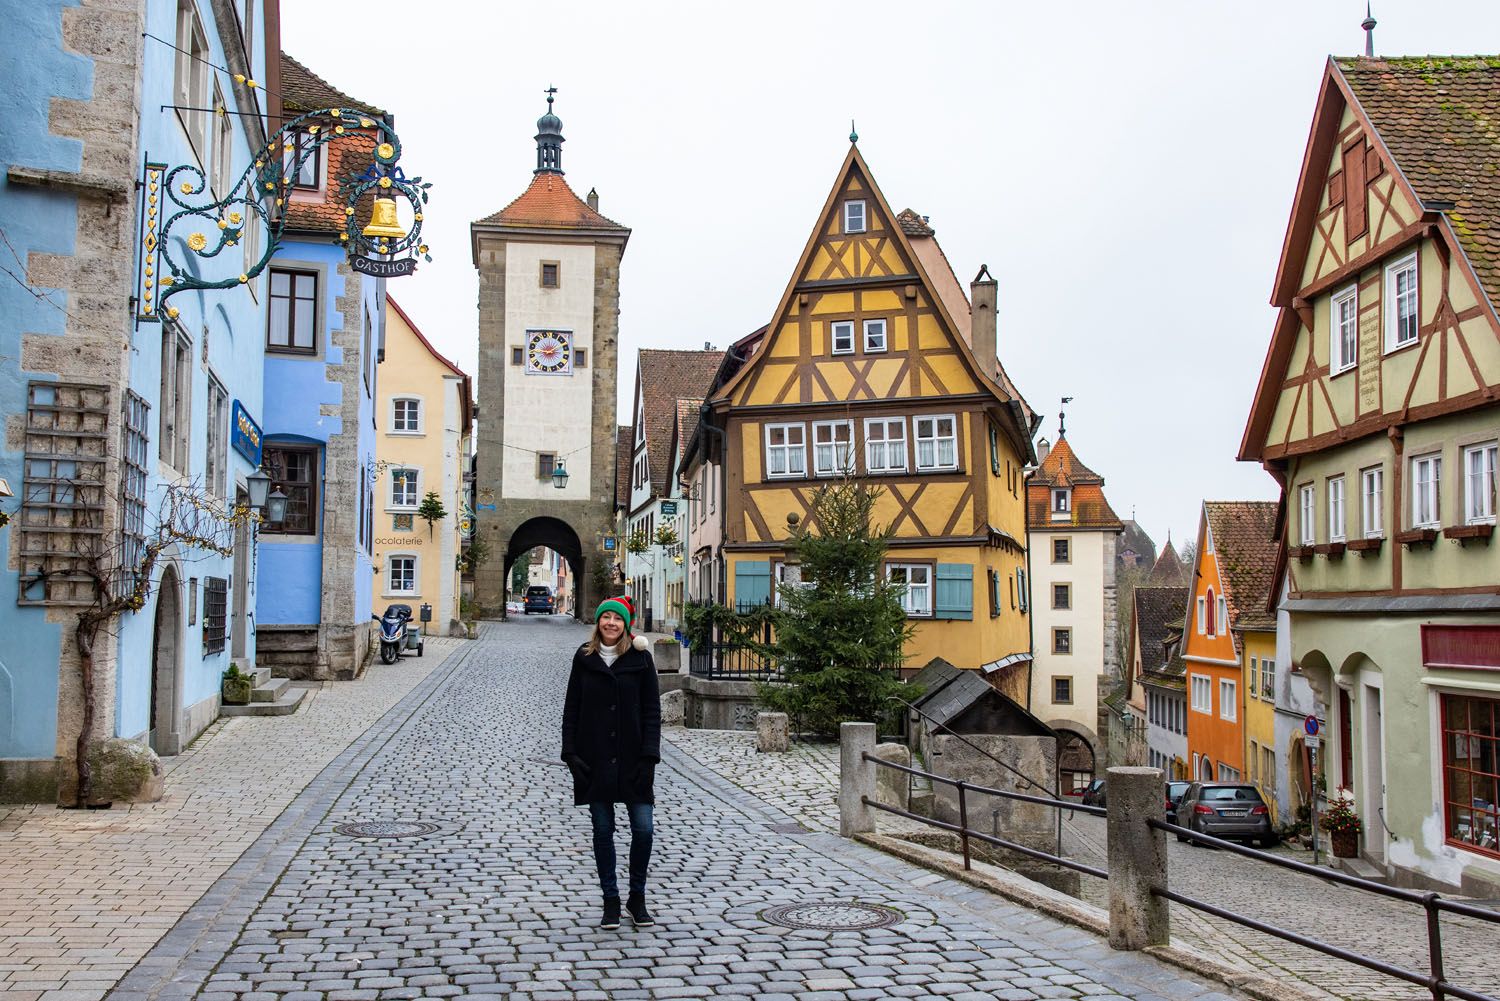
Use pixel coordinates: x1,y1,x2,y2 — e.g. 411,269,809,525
865,753,1106,816
890,693,1060,801
1148,817,1498,1001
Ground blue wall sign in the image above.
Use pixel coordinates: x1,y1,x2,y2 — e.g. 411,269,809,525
231,400,263,466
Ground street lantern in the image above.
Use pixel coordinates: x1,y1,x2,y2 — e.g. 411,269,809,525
246,465,270,511
552,458,569,490
266,486,288,526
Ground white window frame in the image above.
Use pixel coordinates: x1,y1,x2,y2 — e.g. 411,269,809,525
211,81,233,198
1051,487,1071,521
863,318,887,353
1219,764,1242,783
205,373,228,500
830,320,854,356
1191,674,1212,714
1331,284,1359,375
390,397,423,435
174,1,210,161
1217,596,1227,633
1361,465,1384,538
887,562,931,618
1299,483,1316,545
1327,475,1346,543
812,420,854,477
913,414,958,472
1385,252,1420,352
1411,453,1442,529
389,467,420,510
1196,596,1207,634
386,553,418,596
160,323,192,473
1261,657,1275,700
864,417,907,474
1219,678,1237,721
765,422,806,479
1464,442,1497,525
843,199,866,234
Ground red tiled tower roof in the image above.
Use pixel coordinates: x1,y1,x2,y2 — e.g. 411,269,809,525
474,172,628,232
1026,436,1121,529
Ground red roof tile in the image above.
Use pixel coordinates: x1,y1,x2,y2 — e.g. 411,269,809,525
614,425,632,512
280,54,383,115
475,172,628,232
1026,436,1121,529
637,349,723,496
1147,538,1187,585
1203,501,1280,633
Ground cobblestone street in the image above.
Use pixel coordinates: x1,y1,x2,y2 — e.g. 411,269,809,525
663,708,1500,1001
62,618,1249,1001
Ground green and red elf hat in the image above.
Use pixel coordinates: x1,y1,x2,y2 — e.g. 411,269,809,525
596,595,649,650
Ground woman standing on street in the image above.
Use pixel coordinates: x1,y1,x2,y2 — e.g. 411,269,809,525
561,597,661,929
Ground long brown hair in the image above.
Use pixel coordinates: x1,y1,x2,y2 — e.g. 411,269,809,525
583,612,629,656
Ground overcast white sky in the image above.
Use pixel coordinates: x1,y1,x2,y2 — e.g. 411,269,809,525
281,1,1500,553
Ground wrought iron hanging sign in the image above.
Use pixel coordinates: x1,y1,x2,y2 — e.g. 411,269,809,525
140,107,431,321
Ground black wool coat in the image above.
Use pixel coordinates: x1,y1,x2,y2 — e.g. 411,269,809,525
560,644,662,806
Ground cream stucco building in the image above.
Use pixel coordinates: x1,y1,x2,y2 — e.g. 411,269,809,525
373,297,473,633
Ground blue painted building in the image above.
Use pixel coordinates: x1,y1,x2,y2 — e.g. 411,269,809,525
253,55,385,681
0,0,276,799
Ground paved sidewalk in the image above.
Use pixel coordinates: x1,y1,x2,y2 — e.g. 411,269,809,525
0,636,469,1001
666,724,1500,1001
101,618,1243,1000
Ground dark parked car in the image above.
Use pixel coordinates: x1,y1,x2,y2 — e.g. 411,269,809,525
1165,780,1192,824
1081,778,1106,807
1176,783,1277,847
524,586,554,614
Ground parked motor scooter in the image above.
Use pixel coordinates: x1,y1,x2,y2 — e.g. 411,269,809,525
373,604,414,664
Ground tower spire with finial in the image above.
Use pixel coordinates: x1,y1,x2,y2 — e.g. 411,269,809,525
1362,3,1377,57
534,85,565,175
849,120,859,144
1059,396,1074,438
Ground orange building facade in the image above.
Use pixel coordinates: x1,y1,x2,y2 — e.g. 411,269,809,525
1184,509,1245,783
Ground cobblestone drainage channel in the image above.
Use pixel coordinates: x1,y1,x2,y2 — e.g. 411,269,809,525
332,821,441,839
760,901,904,931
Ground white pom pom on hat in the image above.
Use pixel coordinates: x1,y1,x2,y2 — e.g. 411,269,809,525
632,634,649,651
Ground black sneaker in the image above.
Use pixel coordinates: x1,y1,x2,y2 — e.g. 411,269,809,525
626,892,654,927
599,896,621,930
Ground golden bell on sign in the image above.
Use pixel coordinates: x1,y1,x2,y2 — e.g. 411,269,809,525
361,195,406,240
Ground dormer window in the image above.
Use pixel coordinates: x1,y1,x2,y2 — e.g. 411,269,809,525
844,200,866,234
1051,488,1072,521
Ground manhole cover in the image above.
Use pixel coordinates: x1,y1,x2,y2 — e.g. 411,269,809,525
760,901,903,931
333,821,439,839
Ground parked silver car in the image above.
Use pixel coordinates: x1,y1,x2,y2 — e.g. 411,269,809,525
1176,783,1277,847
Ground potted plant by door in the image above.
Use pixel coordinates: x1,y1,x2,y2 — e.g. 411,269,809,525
1319,789,1363,858
221,665,253,706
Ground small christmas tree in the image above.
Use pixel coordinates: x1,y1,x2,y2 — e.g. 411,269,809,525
759,479,912,735
417,491,447,537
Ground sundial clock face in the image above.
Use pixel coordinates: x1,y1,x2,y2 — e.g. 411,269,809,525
526,330,572,375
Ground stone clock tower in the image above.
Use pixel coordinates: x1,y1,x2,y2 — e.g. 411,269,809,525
470,94,630,618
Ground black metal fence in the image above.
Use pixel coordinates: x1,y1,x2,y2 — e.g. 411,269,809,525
685,599,781,680
858,752,1500,1001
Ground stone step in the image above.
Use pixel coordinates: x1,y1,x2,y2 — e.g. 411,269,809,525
221,686,307,718
1336,855,1388,883
250,676,290,703
250,666,273,687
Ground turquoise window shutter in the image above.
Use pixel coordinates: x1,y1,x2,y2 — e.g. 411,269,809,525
735,560,771,608
934,563,973,620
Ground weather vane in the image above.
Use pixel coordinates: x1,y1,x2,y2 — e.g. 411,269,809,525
1059,397,1074,437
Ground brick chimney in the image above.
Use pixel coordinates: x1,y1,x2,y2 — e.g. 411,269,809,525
970,265,997,380
587,187,600,212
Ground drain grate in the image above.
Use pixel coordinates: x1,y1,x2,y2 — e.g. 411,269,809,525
333,821,440,839
766,822,808,834
760,901,903,931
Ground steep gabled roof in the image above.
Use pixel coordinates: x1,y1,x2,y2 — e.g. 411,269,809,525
637,349,722,496
386,296,466,379
1203,501,1279,633
1147,538,1187,585
280,54,384,115
1336,56,1500,308
1134,586,1189,676
474,172,628,232
1118,520,1157,567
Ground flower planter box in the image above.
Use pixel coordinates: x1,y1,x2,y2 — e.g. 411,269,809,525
1330,828,1359,859
1395,528,1439,549
221,675,253,706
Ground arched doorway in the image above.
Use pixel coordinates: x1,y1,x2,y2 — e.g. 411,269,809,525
504,517,587,620
1200,755,1215,782
150,567,182,756
1055,728,1096,796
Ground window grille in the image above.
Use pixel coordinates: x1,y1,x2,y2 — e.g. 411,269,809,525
117,391,151,597
19,382,110,605
203,576,227,654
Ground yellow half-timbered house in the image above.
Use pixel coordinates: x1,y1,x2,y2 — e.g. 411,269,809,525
707,142,1038,692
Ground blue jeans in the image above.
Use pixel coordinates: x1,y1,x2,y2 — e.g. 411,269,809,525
588,802,653,898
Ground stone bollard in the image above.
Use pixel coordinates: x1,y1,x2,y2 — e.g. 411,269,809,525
756,711,789,753
871,742,910,811
839,722,877,837
1106,766,1170,950
660,689,685,726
